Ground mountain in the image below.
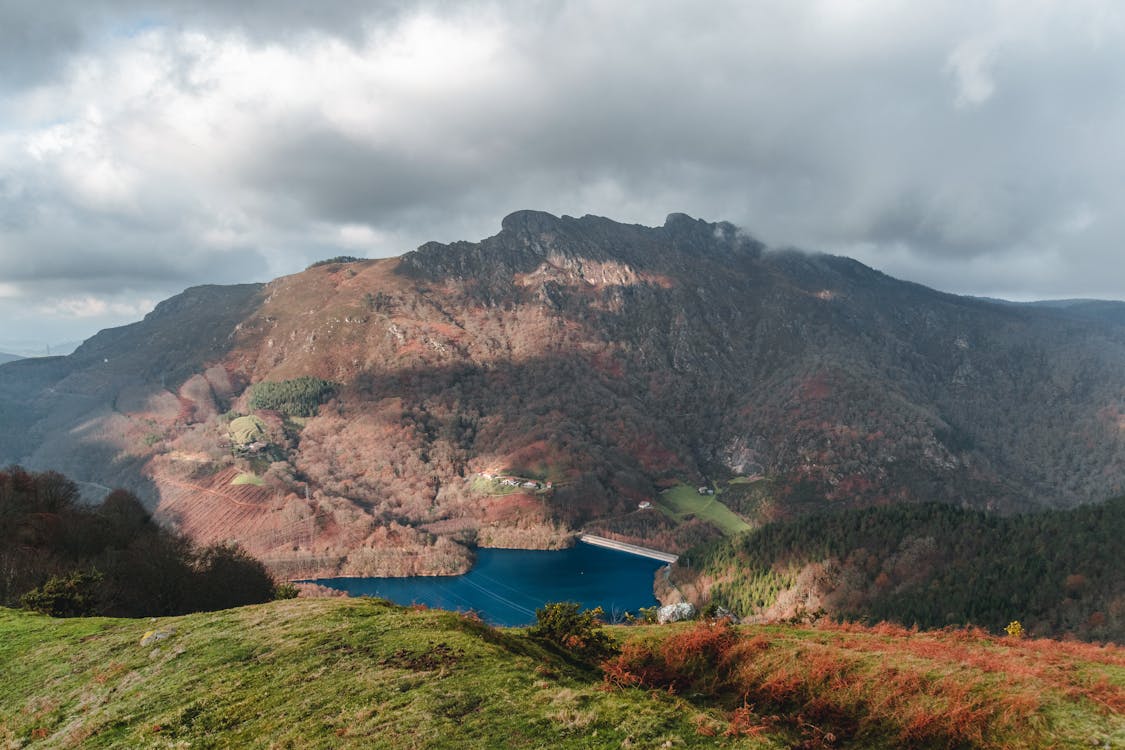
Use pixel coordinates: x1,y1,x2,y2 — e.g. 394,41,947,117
974,296,1125,327
2,599,1121,748
1027,298,1125,327
0,352,22,365
1,211,1124,576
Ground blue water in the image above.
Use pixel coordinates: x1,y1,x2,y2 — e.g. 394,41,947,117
306,542,665,627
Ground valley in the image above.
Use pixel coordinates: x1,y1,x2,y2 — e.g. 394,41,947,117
1,211,1124,605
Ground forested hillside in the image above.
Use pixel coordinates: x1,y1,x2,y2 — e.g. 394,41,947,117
674,497,1125,641
1,211,1123,573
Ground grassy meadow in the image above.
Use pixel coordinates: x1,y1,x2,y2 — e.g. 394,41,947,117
1,598,1121,748
656,483,752,535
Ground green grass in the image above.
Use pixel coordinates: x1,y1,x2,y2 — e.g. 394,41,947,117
1,601,1119,748
231,473,264,486
0,600,768,749
656,484,752,535
726,476,762,485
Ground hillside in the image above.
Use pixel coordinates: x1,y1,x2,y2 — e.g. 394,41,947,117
0,599,1121,748
1,211,1124,575
669,496,1125,642
0,352,22,365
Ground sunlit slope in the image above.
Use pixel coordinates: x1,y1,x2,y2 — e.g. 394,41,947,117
3,211,1125,572
1,598,1121,749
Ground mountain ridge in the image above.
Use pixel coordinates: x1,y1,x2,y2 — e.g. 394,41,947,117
2,211,1123,577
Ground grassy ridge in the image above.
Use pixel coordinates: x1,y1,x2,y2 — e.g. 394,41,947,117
1,599,1122,748
0,600,735,749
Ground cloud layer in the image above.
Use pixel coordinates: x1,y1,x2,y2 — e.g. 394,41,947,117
2,0,1124,347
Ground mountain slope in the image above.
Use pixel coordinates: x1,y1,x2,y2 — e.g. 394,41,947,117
1,599,1121,748
670,496,1125,641
1,211,1124,574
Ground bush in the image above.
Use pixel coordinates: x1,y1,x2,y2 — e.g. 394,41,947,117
21,570,104,617
528,602,617,661
274,582,300,600
602,620,739,694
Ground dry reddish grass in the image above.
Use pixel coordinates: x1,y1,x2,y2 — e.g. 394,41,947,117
820,620,1125,714
604,620,1124,748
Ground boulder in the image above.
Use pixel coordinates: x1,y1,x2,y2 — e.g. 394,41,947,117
656,602,696,624
140,627,176,647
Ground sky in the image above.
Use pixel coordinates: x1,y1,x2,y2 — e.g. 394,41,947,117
2,0,1124,353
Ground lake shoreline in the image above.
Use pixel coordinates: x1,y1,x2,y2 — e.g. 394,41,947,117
300,544,667,626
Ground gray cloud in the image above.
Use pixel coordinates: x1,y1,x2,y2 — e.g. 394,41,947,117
1,0,1124,346
0,0,415,86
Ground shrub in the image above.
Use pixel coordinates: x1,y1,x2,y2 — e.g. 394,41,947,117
21,570,104,617
306,255,362,269
274,583,300,600
528,602,617,661
1005,620,1025,639
603,620,739,694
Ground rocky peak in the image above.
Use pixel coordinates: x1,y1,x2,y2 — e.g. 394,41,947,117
399,210,762,286
499,209,564,239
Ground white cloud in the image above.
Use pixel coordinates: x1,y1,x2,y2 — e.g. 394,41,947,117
335,223,385,251
947,38,998,108
1,0,1125,349
37,295,156,319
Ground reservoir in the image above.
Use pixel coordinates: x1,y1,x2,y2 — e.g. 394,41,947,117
305,542,666,627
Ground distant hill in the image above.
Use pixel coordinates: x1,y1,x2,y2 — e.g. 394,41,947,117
1,211,1123,576
0,352,22,364
975,296,1125,327
1,598,1120,748
1026,298,1125,327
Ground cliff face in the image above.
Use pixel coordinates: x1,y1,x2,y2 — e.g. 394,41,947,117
2,211,1124,573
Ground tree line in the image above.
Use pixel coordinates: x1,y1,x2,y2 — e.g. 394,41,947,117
248,377,337,417
0,466,284,617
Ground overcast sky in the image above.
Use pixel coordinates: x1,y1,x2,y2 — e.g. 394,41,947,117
2,0,1124,353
